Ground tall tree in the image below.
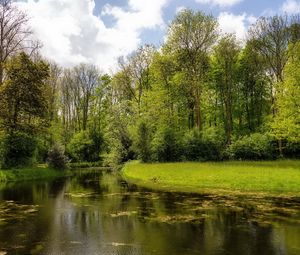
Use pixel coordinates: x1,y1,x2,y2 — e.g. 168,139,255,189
249,15,291,83
249,15,300,154
212,35,240,144
165,9,218,130
273,42,300,145
0,52,49,133
237,41,270,133
74,64,100,131
129,44,155,113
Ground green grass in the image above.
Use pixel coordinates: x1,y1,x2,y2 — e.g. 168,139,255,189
122,160,300,196
0,165,70,182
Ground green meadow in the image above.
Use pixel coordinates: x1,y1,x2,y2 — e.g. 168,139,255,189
123,161,300,196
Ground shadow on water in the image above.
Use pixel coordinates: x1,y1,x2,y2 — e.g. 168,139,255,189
0,169,300,255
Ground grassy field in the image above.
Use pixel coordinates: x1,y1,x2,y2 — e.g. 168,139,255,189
0,165,69,182
122,160,300,196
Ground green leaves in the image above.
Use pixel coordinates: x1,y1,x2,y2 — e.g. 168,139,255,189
0,53,50,133
272,42,300,143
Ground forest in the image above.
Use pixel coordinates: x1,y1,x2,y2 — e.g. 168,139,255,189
0,0,300,170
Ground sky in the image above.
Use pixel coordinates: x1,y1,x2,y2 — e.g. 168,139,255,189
16,0,300,73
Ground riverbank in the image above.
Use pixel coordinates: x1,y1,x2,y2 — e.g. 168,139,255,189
122,160,300,197
0,165,70,182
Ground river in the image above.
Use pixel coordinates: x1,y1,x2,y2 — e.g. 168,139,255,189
0,169,300,254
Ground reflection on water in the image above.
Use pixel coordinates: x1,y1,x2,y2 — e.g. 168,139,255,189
0,169,300,255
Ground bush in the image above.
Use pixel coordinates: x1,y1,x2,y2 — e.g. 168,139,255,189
183,130,222,161
47,143,68,170
67,130,104,162
2,131,37,168
228,133,276,160
35,137,50,163
152,128,183,162
284,141,300,158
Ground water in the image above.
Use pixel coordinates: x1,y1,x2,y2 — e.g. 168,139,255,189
0,169,300,255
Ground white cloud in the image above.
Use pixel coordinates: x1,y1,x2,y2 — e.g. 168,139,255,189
16,0,169,72
195,0,243,7
281,0,300,14
175,6,186,13
218,12,256,41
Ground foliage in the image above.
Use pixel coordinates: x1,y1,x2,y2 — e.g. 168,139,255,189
165,9,218,130
183,130,222,161
0,131,4,168
1,9,300,167
152,127,183,162
211,34,240,144
134,122,151,162
47,143,68,170
0,53,50,133
284,142,300,159
227,133,276,160
1,131,37,168
272,42,300,144
107,129,135,166
0,166,68,182
67,130,103,162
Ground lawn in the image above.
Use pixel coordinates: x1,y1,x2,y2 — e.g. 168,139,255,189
0,165,69,182
122,160,300,196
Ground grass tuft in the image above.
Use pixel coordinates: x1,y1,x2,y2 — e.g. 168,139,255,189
0,165,69,182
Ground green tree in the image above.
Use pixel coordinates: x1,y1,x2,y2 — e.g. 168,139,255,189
237,41,271,133
135,122,151,162
165,9,218,130
0,52,50,133
273,42,300,145
211,35,240,144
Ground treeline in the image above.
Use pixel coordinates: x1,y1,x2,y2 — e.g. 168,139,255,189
106,10,300,164
0,1,300,169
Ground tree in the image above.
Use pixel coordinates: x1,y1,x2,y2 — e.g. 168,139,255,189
74,64,100,130
249,15,291,83
135,122,151,162
47,143,68,170
211,35,240,144
114,45,156,114
237,41,270,133
273,42,300,145
0,52,50,133
165,9,218,130
0,0,39,84
249,15,300,154
59,64,102,141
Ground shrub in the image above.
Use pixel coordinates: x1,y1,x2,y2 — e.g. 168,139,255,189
67,131,92,161
2,131,37,168
47,143,68,170
0,132,4,168
67,130,104,162
284,141,300,158
183,130,222,161
228,133,276,160
152,128,183,162
89,130,104,162
35,137,50,163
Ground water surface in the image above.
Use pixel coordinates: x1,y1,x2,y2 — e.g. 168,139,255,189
0,169,300,255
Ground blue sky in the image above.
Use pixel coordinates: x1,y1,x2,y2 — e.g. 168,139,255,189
17,0,300,72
